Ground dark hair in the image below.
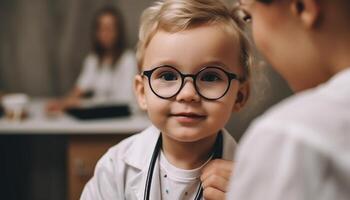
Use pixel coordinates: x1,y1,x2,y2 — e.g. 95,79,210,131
92,5,127,66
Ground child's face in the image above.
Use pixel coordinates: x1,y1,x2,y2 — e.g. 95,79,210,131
135,24,248,142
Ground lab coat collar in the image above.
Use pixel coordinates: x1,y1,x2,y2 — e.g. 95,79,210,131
123,125,160,170
123,125,236,170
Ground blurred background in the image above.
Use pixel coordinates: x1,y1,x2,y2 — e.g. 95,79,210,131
0,0,292,199
0,0,150,95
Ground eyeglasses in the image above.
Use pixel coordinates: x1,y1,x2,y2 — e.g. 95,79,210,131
142,65,242,101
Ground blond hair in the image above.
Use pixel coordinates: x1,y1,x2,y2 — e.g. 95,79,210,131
136,0,253,82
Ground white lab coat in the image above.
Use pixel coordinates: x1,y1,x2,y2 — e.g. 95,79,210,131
81,125,237,200
227,68,350,200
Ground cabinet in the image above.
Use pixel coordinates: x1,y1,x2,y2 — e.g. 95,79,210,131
67,135,131,200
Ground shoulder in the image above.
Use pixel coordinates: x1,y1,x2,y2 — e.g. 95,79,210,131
120,49,136,59
84,53,99,64
252,83,342,135
116,49,137,66
112,49,137,73
81,53,99,72
104,125,158,162
81,126,159,199
242,93,320,153
261,87,326,123
240,82,349,157
99,125,160,170
85,126,159,189
112,50,137,77
259,72,350,128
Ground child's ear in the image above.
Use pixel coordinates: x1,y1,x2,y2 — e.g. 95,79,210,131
290,0,321,28
134,75,148,111
232,81,250,112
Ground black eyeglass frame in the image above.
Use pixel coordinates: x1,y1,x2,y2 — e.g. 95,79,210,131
142,65,243,101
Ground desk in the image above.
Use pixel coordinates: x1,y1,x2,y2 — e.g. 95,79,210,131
0,99,150,200
0,99,149,134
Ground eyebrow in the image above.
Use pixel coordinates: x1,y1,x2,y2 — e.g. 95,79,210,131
201,61,232,71
143,60,178,70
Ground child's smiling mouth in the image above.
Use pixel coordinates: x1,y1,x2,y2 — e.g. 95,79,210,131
170,112,207,124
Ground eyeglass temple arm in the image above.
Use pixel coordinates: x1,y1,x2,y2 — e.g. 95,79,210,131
229,73,246,83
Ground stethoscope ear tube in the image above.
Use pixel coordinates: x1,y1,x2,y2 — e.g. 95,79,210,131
144,132,223,200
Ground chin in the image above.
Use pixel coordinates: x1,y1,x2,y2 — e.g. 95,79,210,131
165,130,205,143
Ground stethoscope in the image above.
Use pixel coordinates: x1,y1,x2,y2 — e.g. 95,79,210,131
143,132,223,200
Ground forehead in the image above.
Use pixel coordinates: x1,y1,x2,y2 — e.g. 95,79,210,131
99,14,117,24
142,23,241,73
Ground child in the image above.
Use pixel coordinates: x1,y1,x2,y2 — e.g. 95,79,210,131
81,0,252,199
227,0,350,199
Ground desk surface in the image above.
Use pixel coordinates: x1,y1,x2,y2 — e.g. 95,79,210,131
0,99,150,134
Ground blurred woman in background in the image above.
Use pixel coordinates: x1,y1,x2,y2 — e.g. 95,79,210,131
47,5,137,113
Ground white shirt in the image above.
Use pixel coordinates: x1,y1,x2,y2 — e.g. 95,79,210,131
77,50,137,103
159,151,212,200
227,68,350,200
80,125,237,200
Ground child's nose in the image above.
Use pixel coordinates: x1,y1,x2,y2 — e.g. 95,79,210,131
175,79,201,102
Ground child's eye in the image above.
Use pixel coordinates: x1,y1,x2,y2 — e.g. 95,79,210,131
200,73,222,82
159,72,178,81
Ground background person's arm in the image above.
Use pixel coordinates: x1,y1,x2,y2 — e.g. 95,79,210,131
46,87,84,113
46,55,96,114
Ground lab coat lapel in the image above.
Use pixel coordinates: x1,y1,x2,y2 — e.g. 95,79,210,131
123,125,161,199
149,154,162,200
128,154,162,200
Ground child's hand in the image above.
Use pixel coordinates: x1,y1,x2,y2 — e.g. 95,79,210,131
200,159,234,200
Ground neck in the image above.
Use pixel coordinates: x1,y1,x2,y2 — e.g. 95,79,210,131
102,53,114,65
318,18,350,76
161,133,218,170
295,32,350,92
328,43,350,76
